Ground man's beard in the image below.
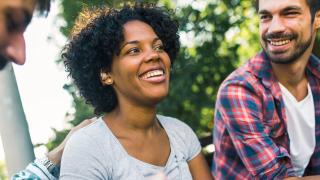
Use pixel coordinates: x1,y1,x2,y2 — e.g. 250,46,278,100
262,32,313,64
0,54,9,70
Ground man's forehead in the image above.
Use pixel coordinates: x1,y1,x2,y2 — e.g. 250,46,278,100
0,0,36,14
258,0,308,11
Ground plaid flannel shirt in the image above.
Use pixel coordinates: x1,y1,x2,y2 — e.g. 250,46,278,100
212,52,320,179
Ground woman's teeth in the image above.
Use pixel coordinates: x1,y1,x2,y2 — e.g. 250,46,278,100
141,70,164,79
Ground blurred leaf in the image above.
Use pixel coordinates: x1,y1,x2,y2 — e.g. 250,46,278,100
0,161,8,180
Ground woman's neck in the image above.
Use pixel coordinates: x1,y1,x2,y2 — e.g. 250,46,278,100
104,102,159,133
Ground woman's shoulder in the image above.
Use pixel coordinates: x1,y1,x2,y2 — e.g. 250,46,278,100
72,117,107,137
62,117,118,165
156,114,197,140
65,117,112,150
157,114,192,131
157,115,201,161
60,117,113,178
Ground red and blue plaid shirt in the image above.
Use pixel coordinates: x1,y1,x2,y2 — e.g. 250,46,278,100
212,52,320,179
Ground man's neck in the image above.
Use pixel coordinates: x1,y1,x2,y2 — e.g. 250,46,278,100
271,53,310,101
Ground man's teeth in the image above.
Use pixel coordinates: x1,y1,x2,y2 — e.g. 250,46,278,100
141,70,164,79
269,39,291,46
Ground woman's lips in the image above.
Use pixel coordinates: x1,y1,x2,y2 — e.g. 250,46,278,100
139,69,166,83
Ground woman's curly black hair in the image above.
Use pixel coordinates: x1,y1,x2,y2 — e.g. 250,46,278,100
62,3,180,115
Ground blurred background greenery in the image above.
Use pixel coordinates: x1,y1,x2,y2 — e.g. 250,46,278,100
0,160,8,180
44,0,319,164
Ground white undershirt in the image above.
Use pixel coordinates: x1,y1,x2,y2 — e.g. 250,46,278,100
279,83,316,176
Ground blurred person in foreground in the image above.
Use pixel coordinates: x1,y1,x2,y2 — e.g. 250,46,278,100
0,0,92,179
0,0,44,69
213,0,320,179
59,3,213,180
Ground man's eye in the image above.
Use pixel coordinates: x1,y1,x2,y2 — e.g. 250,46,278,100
285,11,299,16
6,16,20,32
259,15,271,20
5,9,31,32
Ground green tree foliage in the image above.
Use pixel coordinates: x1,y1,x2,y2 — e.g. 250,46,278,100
60,0,159,37
0,161,8,180
158,0,260,135
46,0,260,149
46,84,95,150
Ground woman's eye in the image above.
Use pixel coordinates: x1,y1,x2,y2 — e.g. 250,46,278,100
154,44,164,52
127,48,140,55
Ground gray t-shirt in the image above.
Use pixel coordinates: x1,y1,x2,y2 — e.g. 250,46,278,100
60,115,201,180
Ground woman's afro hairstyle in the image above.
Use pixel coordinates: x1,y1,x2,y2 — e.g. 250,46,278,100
62,3,180,115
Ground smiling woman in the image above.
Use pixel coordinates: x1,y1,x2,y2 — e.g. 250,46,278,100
63,4,180,115
59,3,213,180
109,20,171,106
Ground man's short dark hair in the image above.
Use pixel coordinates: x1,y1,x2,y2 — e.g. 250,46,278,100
254,0,320,21
35,0,51,16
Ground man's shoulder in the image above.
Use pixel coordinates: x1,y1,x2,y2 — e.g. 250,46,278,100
221,63,257,89
219,53,268,93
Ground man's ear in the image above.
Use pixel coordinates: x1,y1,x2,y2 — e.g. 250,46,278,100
314,11,320,29
100,72,114,85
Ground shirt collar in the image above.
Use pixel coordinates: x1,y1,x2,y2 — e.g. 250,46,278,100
249,51,278,90
248,52,320,100
306,54,320,80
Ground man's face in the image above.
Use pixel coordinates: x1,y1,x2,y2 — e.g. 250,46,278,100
0,0,36,70
258,0,319,64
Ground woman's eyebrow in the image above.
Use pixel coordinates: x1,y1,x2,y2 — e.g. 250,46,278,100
120,40,139,50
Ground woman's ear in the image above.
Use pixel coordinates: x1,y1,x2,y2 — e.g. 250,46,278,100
100,72,114,85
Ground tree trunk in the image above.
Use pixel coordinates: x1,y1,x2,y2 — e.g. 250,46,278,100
0,63,34,177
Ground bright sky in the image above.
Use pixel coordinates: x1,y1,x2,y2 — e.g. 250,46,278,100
0,1,71,160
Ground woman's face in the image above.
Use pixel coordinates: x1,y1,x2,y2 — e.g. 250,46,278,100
108,20,171,107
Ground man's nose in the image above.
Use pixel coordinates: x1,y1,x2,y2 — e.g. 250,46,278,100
4,32,26,65
268,16,286,34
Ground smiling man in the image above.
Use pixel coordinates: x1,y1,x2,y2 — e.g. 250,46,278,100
0,0,94,180
0,0,47,69
213,0,320,179
0,0,59,179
